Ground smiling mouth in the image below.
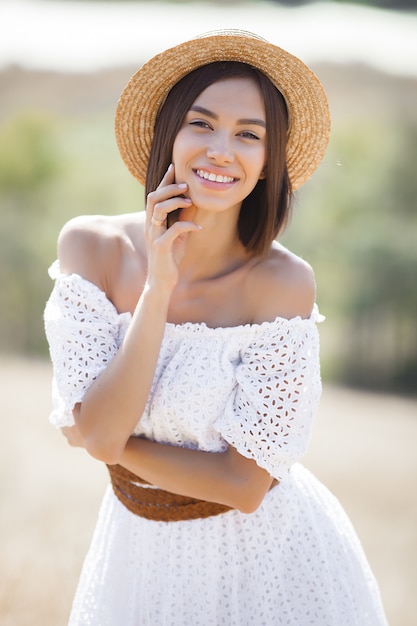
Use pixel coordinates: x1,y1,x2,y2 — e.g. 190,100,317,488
195,169,237,184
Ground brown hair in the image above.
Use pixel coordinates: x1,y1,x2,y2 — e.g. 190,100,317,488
146,62,292,257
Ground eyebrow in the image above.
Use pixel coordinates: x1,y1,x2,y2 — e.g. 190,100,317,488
190,105,266,128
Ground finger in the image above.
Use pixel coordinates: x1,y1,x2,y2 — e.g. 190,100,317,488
146,165,190,225
150,215,166,227
158,220,202,242
150,195,192,228
156,162,175,190
148,183,189,213
146,164,174,223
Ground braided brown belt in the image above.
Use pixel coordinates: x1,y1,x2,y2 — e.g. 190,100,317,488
107,464,232,522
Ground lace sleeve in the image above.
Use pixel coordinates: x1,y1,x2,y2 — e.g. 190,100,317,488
214,314,322,481
43,262,130,428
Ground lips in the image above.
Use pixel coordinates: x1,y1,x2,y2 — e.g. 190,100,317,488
195,169,237,184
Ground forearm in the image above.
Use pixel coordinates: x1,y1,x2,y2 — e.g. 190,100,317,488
120,437,274,514
77,284,171,463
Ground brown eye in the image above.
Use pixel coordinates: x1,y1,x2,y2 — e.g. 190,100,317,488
190,120,212,129
239,131,260,140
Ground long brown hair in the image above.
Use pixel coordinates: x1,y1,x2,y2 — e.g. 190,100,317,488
146,61,292,257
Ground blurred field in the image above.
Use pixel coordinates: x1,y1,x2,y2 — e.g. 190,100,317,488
0,356,416,625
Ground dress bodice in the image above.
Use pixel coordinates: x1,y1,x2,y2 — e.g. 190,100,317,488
44,261,323,481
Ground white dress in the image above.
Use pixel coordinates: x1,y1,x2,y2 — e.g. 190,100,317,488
44,261,388,626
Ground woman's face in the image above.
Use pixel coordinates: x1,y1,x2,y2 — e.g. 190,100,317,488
172,76,266,215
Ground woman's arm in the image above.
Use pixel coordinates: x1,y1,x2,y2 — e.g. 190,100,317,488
121,437,274,514
59,165,200,465
70,282,171,464
61,420,274,513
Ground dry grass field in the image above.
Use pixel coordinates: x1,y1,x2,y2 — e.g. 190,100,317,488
0,356,416,625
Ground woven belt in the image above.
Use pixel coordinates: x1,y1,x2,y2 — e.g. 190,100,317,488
107,464,232,522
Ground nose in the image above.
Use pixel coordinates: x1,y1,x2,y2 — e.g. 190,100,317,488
206,132,234,164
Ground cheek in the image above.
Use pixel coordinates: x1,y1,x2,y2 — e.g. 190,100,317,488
246,151,266,183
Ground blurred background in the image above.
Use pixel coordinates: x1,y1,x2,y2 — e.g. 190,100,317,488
1,0,417,395
1,1,416,625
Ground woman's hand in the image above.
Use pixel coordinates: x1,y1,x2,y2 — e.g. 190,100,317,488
61,424,85,448
145,163,201,291
61,404,85,448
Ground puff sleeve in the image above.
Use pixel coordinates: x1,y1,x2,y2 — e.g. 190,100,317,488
43,262,130,428
214,309,323,481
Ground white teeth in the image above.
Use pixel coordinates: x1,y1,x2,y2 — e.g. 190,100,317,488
196,170,234,184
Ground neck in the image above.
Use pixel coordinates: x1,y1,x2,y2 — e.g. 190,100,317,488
177,207,252,283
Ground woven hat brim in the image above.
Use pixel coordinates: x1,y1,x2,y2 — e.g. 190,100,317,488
115,33,330,191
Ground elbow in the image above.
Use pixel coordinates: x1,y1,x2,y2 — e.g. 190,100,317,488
229,479,271,514
233,491,265,515
78,424,126,465
73,404,126,464
223,447,273,514
84,434,126,465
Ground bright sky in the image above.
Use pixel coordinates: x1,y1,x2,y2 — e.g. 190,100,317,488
1,0,417,76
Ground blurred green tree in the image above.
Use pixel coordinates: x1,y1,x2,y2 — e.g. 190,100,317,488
0,109,140,354
283,115,417,395
0,112,62,353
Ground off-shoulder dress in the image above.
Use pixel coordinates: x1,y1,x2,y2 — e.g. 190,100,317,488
44,262,388,626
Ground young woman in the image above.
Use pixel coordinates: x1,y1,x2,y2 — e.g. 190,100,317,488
44,30,388,626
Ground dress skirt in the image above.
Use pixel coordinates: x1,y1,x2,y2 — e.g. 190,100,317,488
68,464,387,626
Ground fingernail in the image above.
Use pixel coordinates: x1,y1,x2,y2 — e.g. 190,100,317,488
178,183,187,189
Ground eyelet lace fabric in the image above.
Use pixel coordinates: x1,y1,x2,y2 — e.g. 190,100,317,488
44,262,388,626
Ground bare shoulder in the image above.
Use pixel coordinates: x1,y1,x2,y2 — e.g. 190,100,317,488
248,242,316,323
57,212,146,294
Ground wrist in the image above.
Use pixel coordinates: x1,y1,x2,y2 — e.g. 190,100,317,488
144,279,172,302
133,281,172,322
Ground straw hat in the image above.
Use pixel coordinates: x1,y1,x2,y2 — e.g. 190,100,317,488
115,30,330,191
